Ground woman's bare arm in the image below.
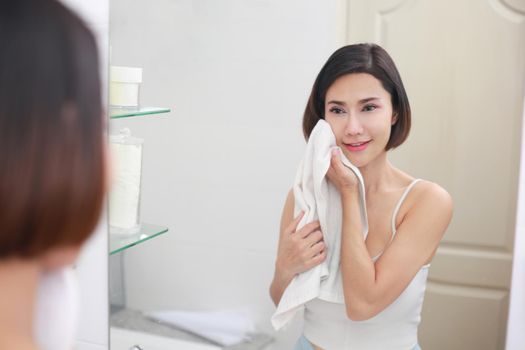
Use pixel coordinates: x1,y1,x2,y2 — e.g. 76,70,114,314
340,181,453,320
269,189,295,306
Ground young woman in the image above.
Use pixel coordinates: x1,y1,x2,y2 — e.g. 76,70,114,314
270,44,453,350
0,1,106,349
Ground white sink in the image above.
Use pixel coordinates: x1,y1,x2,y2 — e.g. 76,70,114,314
110,327,222,350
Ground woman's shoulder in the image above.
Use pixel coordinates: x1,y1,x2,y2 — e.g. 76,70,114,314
408,178,453,223
411,178,452,203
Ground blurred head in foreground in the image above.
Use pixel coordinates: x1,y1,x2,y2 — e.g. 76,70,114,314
0,0,106,348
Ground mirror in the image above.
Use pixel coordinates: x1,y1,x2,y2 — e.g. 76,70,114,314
107,1,524,349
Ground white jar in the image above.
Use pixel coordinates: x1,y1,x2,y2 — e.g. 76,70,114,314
109,128,143,235
110,66,143,108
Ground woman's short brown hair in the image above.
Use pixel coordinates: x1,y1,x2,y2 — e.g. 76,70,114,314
0,0,105,258
303,43,411,150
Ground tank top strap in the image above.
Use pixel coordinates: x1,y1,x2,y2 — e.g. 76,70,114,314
390,178,422,240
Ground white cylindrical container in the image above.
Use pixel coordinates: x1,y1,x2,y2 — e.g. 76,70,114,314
110,66,143,108
109,128,143,235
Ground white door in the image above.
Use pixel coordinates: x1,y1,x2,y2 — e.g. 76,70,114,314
340,0,525,349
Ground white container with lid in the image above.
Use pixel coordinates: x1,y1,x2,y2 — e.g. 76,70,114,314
110,66,143,108
109,127,143,235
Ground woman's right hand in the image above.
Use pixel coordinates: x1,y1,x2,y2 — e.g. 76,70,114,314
275,211,327,279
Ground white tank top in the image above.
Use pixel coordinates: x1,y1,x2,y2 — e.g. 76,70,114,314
303,179,430,350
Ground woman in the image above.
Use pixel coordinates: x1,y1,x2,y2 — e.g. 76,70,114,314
269,44,453,349
0,0,106,349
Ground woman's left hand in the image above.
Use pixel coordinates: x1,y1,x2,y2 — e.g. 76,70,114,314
326,148,359,196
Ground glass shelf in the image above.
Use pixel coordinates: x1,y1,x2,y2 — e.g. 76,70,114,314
109,223,168,255
110,106,171,119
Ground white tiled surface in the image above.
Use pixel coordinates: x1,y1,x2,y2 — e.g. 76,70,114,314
109,1,339,348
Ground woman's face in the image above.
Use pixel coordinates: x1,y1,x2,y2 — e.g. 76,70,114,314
324,73,396,168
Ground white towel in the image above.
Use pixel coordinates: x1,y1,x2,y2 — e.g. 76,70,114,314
271,119,369,330
145,309,254,346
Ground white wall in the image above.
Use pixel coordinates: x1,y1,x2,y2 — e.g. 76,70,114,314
109,1,339,348
60,1,109,349
506,94,525,349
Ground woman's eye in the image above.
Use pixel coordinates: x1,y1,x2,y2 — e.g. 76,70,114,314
362,104,377,112
329,107,345,114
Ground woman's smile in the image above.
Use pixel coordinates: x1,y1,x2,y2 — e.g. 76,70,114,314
343,140,371,152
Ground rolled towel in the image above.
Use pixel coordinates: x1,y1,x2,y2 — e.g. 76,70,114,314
145,309,255,346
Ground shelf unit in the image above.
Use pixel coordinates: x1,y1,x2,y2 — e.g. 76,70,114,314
108,106,170,255
110,223,169,255
110,106,171,119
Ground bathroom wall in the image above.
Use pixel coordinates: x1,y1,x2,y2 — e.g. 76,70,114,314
108,1,525,349
109,0,340,348
60,1,109,349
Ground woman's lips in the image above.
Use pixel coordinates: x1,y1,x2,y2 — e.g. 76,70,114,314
343,140,371,152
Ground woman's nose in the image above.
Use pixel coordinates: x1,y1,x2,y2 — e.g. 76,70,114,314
344,115,363,136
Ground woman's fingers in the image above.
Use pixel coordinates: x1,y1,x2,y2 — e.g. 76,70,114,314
281,210,327,273
285,210,305,235
308,239,325,256
330,148,339,167
284,210,323,239
331,148,346,173
300,233,325,263
296,221,321,238
303,230,323,246
305,248,327,269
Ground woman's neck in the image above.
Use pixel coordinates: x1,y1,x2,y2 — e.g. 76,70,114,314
358,153,405,194
0,257,39,344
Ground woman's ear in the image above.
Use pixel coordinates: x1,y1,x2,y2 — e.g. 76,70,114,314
391,112,398,125
39,246,81,271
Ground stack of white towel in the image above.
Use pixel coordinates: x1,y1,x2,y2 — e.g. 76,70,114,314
271,119,369,330
145,309,254,346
